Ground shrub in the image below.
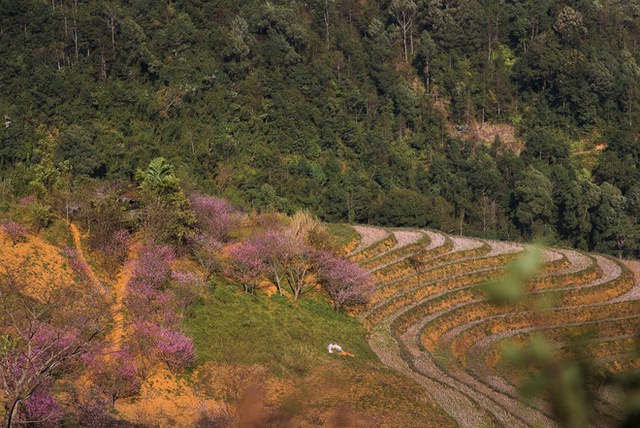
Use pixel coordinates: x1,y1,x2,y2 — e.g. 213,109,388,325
20,391,63,427
18,195,36,206
89,350,141,405
82,195,130,270
1,220,28,245
155,327,197,374
191,195,242,242
25,201,53,231
74,397,115,428
172,271,205,317
189,233,223,281
130,241,175,289
226,242,265,294
317,252,375,310
63,247,92,284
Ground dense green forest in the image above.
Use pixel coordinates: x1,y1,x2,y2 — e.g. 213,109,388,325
1,0,640,257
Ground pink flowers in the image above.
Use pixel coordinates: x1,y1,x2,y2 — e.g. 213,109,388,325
89,350,141,405
227,241,265,294
20,391,63,427
1,219,28,245
126,321,196,377
18,195,36,206
155,327,197,374
317,252,375,310
122,241,197,379
191,195,242,242
64,247,92,285
0,321,89,426
131,241,175,289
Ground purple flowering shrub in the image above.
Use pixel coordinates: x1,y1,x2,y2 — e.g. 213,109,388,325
190,195,242,242
316,252,375,310
155,327,197,375
20,391,63,427
1,219,28,245
189,233,223,280
18,195,36,206
130,241,175,289
172,271,205,317
89,350,141,404
64,247,92,285
121,241,198,380
226,241,265,294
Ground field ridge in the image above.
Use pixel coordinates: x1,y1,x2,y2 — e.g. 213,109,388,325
350,225,640,427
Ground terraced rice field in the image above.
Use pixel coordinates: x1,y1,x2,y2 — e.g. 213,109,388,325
349,226,640,427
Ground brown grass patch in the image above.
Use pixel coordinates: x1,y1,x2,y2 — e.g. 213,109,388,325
0,230,75,297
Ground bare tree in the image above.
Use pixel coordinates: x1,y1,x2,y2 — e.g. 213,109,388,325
103,2,118,50
390,0,417,62
319,0,334,47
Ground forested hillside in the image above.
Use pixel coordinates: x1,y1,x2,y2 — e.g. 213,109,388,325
1,0,640,256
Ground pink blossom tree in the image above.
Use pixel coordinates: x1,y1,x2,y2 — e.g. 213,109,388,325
74,396,114,428
285,246,319,301
18,195,36,206
130,241,175,289
0,266,108,427
95,229,130,272
191,195,242,242
317,252,375,310
124,321,196,379
0,322,100,426
189,233,223,282
155,327,197,375
226,242,265,294
123,241,199,381
125,282,179,326
89,350,141,405
251,229,298,295
172,271,205,318
19,391,63,427
1,220,28,246
64,247,93,285
126,320,161,381
249,229,320,300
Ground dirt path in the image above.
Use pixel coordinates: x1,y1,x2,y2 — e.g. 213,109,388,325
109,242,140,351
68,222,140,351
69,222,101,287
574,143,606,156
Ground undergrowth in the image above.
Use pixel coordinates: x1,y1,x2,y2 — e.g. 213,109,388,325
325,223,360,253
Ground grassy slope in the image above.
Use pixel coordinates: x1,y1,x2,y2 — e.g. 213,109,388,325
186,285,455,427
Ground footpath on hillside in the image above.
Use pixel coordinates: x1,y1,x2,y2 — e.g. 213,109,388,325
69,222,138,351
69,223,102,287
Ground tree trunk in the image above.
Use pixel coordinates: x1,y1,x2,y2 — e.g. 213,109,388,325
323,0,330,47
73,0,79,64
6,397,21,428
402,25,408,62
271,262,284,295
410,30,414,56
